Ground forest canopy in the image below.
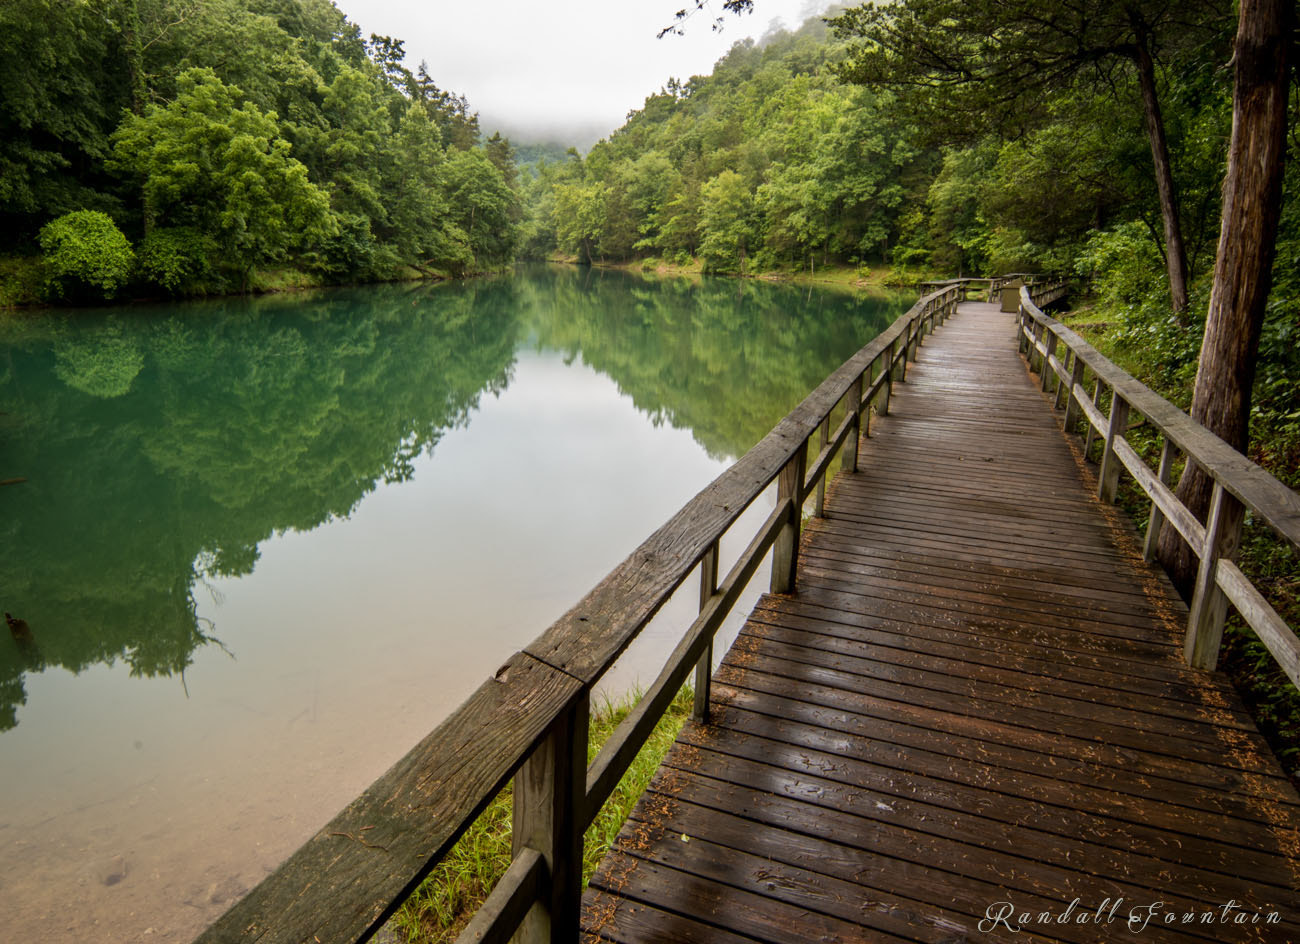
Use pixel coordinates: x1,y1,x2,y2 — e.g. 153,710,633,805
0,0,522,299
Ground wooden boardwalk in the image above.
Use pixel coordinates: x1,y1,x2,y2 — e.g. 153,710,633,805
581,302,1300,943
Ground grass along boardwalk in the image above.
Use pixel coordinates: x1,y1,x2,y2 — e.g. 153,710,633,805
581,300,1300,943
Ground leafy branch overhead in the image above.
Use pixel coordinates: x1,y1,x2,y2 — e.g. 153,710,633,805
659,0,754,38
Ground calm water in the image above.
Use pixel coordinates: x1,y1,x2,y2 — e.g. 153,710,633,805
0,265,912,942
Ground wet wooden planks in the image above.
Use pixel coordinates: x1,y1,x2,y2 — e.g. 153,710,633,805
581,302,1300,943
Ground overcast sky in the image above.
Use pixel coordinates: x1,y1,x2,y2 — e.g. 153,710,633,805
335,0,837,145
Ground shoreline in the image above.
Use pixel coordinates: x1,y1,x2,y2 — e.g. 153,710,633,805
1,254,946,313
544,253,946,291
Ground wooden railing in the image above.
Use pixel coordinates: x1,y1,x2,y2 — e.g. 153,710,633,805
1017,287,1300,687
918,276,988,297
197,283,965,944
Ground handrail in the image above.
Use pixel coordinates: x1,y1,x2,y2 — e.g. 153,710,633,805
1017,287,1300,689
198,282,965,944
918,276,989,298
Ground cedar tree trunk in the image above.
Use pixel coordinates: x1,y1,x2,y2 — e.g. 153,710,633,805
1157,0,1291,594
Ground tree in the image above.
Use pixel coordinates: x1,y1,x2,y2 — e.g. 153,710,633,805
110,68,335,280
381,106,472,274
441,148,519,267
0,0,125,243
1158,0,1292,590
38,210,135,300
829,0,1233,313
698,169,755,273
553,182,607,264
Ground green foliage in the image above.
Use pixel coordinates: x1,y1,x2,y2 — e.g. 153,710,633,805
518,19,937,274
38,210,135,300
698,170,755,273
553,182,607,263
0,0,122,241
110,68,336,276
3,0,520,293
1075,223,1168,308
136,227,217,294
440,148,519,268
0,256,47,308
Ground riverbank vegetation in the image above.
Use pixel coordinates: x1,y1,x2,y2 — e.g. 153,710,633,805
1,0,521,303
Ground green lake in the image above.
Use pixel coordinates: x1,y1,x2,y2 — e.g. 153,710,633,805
0,265,913,942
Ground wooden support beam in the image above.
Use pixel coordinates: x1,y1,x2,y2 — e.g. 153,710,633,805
1143,437,1177,561
1040,332,1056,393
770,442,806,594
453,849,544,944
843,373,864,469
512,696,589,944
1083,380,1105,460
692,542,718,723
883,342,895,413
1185,482,1245,670
1097,394,1130,503
1062,356,1086,432
1053,349,1072,410
814,416,830,517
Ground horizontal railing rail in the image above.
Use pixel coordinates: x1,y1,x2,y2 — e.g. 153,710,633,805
1017,287,1300,689
198,283,965,944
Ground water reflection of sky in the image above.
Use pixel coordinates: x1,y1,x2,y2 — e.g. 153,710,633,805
0,272,911,942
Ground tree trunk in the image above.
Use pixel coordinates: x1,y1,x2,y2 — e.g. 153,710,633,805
1157,0,1290,594
1131,30,1190,314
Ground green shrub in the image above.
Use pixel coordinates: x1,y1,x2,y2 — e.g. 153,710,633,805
136,226,216,294
0,257,43,307
1074,222,1164,307
38,210,135,300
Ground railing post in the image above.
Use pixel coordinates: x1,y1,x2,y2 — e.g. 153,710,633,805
1053,349,1072,410
1062,355,1086,432
692,541,719,723
1097,393,1130,503
1017,306,1028,354
814,415,830,517
1083,380,1105,460
1185,482,1245,670
1143,437,1177,561
513,694,589,944
770,441,806,595
1040,331,1055,393
844,372,865,469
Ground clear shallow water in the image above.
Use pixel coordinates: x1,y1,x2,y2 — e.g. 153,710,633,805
0,266,912,942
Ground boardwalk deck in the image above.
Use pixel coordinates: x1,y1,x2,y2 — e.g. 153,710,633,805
580,302,1300,943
